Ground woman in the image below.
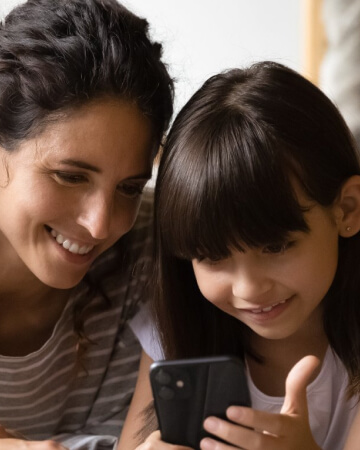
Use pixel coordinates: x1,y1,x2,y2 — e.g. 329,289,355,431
0,0,173,448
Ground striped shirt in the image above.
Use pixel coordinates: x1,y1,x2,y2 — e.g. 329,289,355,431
0,191,154,449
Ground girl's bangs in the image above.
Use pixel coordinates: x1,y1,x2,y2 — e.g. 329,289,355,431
157,112,309,261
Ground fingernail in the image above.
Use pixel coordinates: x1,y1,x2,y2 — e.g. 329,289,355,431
227,406,244,420
203,417,219,432
200,437,217,449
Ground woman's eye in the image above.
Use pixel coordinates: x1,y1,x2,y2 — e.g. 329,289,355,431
117,183,145,198
262,241,295,254
54,172,86,184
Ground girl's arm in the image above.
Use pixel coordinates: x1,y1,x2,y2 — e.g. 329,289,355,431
118,351,155,449
119,351,193,450
344,404,360,450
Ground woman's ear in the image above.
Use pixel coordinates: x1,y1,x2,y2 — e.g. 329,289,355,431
334,175,360,237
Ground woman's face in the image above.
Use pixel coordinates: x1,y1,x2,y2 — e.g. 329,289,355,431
0,99,154,289
192,192,341,341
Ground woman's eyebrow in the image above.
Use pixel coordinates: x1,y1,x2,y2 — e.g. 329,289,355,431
59,158,153,180
59,159,100,173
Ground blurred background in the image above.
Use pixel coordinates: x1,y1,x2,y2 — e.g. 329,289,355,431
1,0,359,143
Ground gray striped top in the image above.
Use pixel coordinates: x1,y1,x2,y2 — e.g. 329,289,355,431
0,192,154,450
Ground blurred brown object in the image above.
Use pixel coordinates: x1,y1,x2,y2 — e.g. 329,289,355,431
302,0,327,86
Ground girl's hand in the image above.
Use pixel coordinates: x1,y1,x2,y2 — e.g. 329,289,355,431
135,430,193,449
200,356,322,450
0,426,68,450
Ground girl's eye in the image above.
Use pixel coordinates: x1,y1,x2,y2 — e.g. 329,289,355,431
262,241,295,254
54,172,86,184
117,182,145,199
197,256,224,266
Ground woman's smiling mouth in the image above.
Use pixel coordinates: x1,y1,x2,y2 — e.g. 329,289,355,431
49,228,94,255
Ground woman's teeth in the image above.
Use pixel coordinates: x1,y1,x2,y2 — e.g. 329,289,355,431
50,229,94,255
251,300,286,314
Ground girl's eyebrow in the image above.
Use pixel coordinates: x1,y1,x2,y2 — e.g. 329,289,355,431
59,158,152,180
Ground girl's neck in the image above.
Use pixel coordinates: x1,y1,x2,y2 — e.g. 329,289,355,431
247,305,328,396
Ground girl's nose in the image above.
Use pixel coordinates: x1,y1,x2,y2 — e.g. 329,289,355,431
231,265,273,303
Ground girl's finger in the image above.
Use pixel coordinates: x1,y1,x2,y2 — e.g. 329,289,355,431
136,430,193,449
200,436,238,450
225,406,292,437
202,416,278,450
281,355,320,416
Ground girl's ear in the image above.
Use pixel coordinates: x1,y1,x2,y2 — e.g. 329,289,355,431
334,175,360,237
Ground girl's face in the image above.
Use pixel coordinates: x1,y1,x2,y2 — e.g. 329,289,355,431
192,193,341,341
0,99,154,289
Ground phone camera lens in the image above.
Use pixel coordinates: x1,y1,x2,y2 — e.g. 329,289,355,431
155,369,172,385
159,386,175,400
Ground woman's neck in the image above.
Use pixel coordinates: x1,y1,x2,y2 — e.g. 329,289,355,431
0,249,72,356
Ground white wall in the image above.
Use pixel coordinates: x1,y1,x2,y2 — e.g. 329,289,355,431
1,0,302,115
123,0,302,113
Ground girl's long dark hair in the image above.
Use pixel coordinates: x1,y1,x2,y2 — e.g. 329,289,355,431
153,61,360,396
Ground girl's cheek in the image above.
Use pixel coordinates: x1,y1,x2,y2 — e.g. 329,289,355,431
194,271,228,305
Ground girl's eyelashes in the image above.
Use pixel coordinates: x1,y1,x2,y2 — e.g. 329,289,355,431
195,241,297,262
196,255,225,266
262,240,296,254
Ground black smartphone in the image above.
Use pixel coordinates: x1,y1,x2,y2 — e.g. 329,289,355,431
150,355,251,449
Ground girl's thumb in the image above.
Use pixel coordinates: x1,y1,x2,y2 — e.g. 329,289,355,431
280,355,320,415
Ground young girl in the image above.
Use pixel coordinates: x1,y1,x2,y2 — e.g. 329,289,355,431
124,61,360,449
0,0,173,449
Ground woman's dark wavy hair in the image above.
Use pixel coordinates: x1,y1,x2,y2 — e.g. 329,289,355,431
0,0,173,150
154,61,360,396
0,0,173,347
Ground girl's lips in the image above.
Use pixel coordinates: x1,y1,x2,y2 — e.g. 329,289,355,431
249,299,287,314
241,296,293,321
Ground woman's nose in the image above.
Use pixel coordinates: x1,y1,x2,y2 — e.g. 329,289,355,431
76,192,113,240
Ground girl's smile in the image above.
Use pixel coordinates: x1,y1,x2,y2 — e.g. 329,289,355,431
239,295,293,321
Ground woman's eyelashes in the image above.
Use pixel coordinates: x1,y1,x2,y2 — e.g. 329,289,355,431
52,171,147,198
53,171,87,185
116,182,146,198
